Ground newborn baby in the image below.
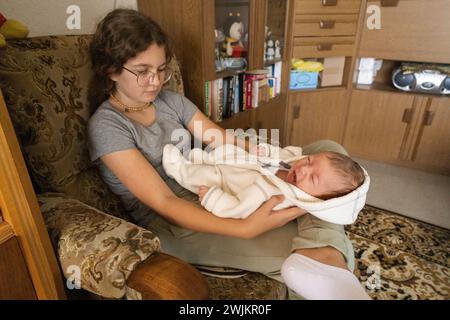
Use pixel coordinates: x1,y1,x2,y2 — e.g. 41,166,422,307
163,143,370,225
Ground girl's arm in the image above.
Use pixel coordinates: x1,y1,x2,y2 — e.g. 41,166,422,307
101,148,304,239
187,110,254,151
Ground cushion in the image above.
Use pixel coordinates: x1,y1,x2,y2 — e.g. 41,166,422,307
0,35,184,217
38,192,161,299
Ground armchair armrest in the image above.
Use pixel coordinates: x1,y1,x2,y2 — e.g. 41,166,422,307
38,193,209,299
127,252,209,299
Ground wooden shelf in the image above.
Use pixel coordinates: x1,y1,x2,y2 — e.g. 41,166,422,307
216,68,246,79
289,86,347,93
264,57,283,68
354,82,398,93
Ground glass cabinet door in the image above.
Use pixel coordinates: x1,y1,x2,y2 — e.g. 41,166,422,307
214,0,250,73
264,0,287,65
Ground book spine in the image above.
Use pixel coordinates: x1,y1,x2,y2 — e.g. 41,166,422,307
217,78,223,122
239,73,245,112
245,75,253,109
252,79,259,108
204,81,210,117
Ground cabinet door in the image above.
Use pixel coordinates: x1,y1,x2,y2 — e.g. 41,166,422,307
289,89,347,147
254,95,287,145
0,237,37,299
344,90,417,160
359,0,450,63
219,110,253,131
413,97,450,175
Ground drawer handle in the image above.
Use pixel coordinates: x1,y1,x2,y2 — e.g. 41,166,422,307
423,110,435,126
380,0,399,7
402,108,413,124
319,20,336,29
322,0,338,6
317,43,333,51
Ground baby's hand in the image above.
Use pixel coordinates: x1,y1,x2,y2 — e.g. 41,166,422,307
198,185,210,202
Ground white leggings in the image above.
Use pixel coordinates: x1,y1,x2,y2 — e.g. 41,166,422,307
281,253,371,300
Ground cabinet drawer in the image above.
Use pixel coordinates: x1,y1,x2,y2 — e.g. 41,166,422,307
294,14,358,37
293,36,354,58
360,0,450,63
295,0,361,14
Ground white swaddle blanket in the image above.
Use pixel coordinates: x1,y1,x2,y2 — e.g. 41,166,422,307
163,144,370,225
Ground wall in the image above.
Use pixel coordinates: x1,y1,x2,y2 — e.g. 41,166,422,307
0,0,137,37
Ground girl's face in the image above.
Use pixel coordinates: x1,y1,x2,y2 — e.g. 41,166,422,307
110,43,168,105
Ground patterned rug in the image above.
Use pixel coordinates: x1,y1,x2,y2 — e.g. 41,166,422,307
204,206,450,300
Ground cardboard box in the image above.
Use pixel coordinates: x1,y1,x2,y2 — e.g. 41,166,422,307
321,56,346,87
290,71,319,90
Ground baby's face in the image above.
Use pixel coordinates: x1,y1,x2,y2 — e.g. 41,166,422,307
285,153,344,198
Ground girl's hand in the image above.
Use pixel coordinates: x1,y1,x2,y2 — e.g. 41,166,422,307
198,185,209,202
242,195,307,239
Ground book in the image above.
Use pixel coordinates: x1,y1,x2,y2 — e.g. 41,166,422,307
273,61,282,95
211,78,223,122
244,70,269,109
321,56,346,87
204,81,211,117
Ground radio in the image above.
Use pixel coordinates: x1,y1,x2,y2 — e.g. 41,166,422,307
392,62,450,95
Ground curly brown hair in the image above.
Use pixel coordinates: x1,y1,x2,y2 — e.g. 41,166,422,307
89,9,172,109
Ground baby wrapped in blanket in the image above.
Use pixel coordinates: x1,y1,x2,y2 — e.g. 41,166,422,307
162,143,370,225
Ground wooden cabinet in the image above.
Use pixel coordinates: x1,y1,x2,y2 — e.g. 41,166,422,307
289,89,348,147
344,89,450,175
359,0,450,64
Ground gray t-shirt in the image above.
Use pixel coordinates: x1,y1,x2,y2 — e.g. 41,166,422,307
87,90,198,226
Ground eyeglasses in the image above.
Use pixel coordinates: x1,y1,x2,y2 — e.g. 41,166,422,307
122,65,173,87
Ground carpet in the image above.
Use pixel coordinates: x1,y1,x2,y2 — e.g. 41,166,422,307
204,206,450,300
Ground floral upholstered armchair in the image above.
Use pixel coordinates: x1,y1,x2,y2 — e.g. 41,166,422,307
0,35,209,299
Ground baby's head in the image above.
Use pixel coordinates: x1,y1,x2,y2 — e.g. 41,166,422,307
285,152,365,200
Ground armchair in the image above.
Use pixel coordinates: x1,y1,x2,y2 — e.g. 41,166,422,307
0,35,209,299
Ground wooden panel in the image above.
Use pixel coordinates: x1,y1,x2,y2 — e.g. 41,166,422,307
138,0,212,110
249,0,267,69
293,36,354,58
0,221,14,245
289,89,348,147
343,89,417,160
294,14,358,37
254,94,287,144
219,109,253,131
359,0,450,64
412,97,450,175
295,0,361,14
0,237,37,300
0,90,66,299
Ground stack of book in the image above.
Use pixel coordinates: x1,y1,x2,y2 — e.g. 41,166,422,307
204,61,282,122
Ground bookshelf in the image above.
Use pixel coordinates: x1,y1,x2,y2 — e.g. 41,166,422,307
138,0,291,144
